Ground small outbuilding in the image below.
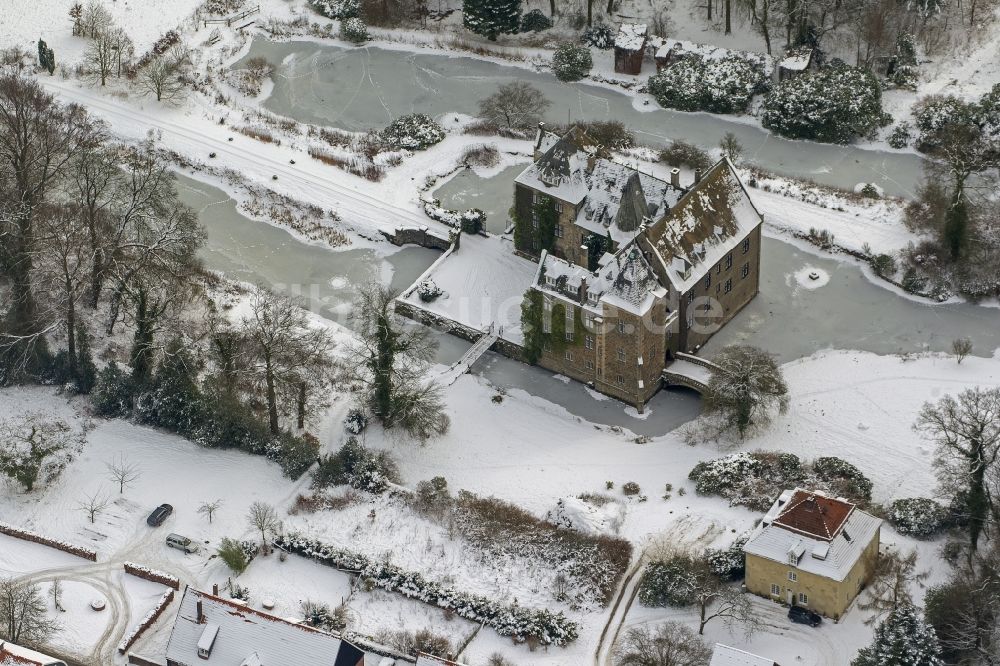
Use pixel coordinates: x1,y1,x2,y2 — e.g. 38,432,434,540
614,23,648,75
777,46,815,81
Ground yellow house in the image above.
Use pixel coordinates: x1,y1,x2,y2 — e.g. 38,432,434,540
743,488,881,620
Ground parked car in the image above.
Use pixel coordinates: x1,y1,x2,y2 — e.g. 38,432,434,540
165,533,199,554
146,504,173,527
788,605,822,627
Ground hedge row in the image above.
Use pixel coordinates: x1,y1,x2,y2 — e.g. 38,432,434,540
117,589,175,654
0,522,97,561
124,562,181,590
274,533,579,645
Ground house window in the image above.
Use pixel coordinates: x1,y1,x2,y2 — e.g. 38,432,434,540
616,374,625,385
726,254,733,270
705,274,711,289
798,592,808,605
742,262,750,279
533,192,541,204
554,201,564,213
554,224,564,238
743,238,751,254
771,584,781,596
585,335,594,350
564,350,573,361
788,571,797,582
617,348,626,362
617,320,626,334
725,279,732,294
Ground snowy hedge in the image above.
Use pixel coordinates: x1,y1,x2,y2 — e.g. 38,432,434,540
705,536,748,581
761,65,889,143
648,54,769,114
123,562,180,590
552,42,593,82
274,533,580,645
0,522,97,561
380,114,446,151
308,0,360,19
688,451,874,510
118,589,174,654
887,498,949,538
423,199,486,233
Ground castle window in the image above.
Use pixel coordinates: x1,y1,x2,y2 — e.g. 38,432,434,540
726,254,733,270
585,336,594,350
743,238,751,254
617,320,626,334
545,275,557,287
554,224,564,238
565,331,574,342
742,262,750,279
585,360,594,369
586,291,598,306
725,279,732,294
616,374,625,385
705,274,711,289
554,201,564,213
617,348,626,362
564,350,573,361
686,291,694,304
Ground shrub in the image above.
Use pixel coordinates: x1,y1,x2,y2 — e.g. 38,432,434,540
552,42,592,82
622,481,641,496
460,143,500,167
417,280,443,302
568,120,634,150
888,498,949,537
812,456,873,502
581,24,614,49
380,113,445,150
313,438,399,493
520,9,551,32
871,253,897,278
218,537,256,574
888,122,912,149
344,408,368,434
91,362,135,418
266,431,319,479
648,54,768,114
302,599,348,631
762,65,888,143
309,0,360,19
414,476,451,514
378,629,452,658
637,554,702,607
860,183,881,198
705,536,748,580
659,140,712,171
460,208,486,234
339,17,369,44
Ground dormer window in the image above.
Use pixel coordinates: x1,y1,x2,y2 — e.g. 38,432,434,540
545,275,557,287
586,290,599,305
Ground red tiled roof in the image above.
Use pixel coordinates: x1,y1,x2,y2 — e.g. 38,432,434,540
772,490,855,541
0,649,41,665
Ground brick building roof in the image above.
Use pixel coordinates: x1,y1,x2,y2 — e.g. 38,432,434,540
772,490,854,541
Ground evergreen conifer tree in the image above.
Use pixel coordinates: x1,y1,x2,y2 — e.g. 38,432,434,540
463,0,521,40
852,604,944,666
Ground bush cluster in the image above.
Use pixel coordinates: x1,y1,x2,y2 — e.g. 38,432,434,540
308,0,360,19
520,9,551,32
648,54,768,114
379,113,445,150
762,64,889,143
637,553,703,606
659,140,713,171
581,24,615,49
688,451,874,510
339,17,369,44
275,533,579,645
91,355,317,479
344,408,368,435
313,438,399,494
887,497,950,537
705,536,748,580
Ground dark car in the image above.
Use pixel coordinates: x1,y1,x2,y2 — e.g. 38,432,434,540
788,605,822,627
146,504,173,527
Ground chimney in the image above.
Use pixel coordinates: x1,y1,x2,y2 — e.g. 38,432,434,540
579,277,588,304
670,167,680,189
693,168,702,184
212,583,219,596
535,122,546,151
196,599,204,624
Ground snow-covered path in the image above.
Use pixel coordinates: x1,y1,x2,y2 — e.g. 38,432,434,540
41,80,442,237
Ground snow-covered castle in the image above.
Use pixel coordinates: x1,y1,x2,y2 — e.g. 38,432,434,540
512,125,763,409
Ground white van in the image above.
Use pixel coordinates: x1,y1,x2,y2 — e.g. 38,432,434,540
165,533,199,554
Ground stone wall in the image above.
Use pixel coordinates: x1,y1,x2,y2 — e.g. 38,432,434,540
381,226,451,251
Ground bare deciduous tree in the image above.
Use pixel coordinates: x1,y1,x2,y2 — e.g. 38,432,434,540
952,337,973,364
612,621,712,665
83,29,116,86
916,387,1000,557
77,489,110,523
241,287,336,434
705,345,789,440
198,499,223,524
137,45,189,104
0,577,59,645
50,579,64,612
477,82,551,131
81,0,112,39
858,548,928,624
0,413,84,491
106,454,140,493
247,501,281,551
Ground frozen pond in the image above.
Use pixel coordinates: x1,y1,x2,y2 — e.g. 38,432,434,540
431,164,524,233
236,39,926,198
176,172,699,435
